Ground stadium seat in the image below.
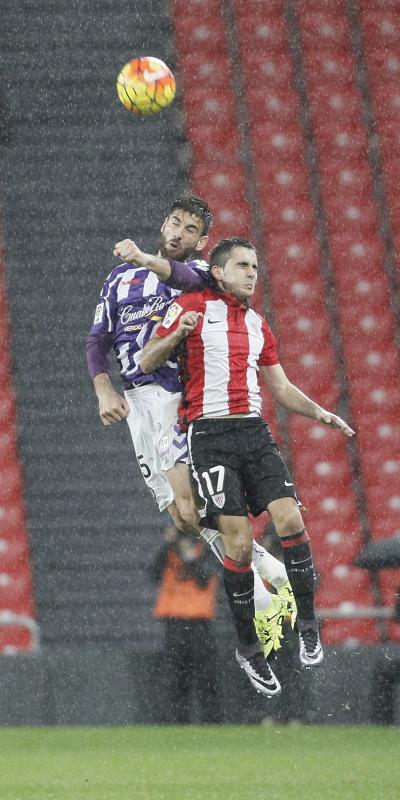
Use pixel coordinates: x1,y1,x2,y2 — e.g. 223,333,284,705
324,197,378,236
319,163,373,199
178,53,232,93
260,200,315,236
173,0,222,14
251,124,305,167
256,165,310,203
241,53,294,89
361,11,400,50
314,125,368,162
303,52,356,89
246,87,299,126
300,13,351,51
363,48,400,83
309,88,362,131
192,164,247,206
183,89,237,129
173,18,227,56
188,124,240,161
237,16,289,52
321,617,379,645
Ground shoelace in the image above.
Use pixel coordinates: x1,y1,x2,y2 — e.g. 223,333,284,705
250,652,274,679
300,628,319,653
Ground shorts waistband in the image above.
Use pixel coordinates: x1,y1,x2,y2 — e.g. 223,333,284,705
124,380,155,391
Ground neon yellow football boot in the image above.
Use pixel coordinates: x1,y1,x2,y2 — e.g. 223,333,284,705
254,595,286,658
277,581,297,629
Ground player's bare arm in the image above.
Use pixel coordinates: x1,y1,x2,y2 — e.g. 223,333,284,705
113,239,172,280
140,312,202,373
93,373,130,426
261,363,355,437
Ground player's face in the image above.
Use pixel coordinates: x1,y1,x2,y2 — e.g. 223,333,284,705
159,209,208,261
213,246,258,300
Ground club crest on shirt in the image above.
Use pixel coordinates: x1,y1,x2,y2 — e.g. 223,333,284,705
162,301,183,329
212,492,226,509
94,303,103,325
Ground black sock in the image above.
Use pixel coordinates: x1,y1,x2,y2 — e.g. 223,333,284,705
223,556,258,648
280,530,316,622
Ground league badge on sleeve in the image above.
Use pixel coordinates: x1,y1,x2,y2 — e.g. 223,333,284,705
94,303,104,325
162,301,183,329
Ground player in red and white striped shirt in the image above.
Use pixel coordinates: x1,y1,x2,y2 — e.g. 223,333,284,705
141,237,354,696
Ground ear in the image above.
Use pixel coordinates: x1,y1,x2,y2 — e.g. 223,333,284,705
194,234,208,253
211,264,223,281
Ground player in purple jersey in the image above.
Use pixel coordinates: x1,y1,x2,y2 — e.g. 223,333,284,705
87,197,296,685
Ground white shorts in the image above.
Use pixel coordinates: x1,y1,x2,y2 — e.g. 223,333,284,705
124,384,188,512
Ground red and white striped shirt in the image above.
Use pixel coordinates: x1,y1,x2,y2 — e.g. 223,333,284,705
156,288,279,425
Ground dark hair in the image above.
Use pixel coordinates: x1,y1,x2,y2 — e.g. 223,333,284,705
209,237,256,269
169,195,213,235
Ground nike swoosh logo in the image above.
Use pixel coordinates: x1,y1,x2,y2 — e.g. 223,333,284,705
291,556,312,565
208,319,222,324
143,69,167,82
233,589,253,598
284,481,294,486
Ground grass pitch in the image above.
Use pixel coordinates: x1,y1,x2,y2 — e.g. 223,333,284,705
1,725,399,800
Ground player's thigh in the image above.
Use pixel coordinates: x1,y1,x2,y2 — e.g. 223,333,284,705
243,425,298,517
187,421,246,519
154,389,189,472
125,391,173,512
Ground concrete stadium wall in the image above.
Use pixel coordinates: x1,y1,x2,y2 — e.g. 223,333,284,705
1,644,399,727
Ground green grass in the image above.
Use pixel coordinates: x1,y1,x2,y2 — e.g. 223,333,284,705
0,725,399,800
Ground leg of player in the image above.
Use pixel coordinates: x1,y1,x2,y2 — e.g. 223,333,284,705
267,496,323,667
216,513,281,697
166,462,288,657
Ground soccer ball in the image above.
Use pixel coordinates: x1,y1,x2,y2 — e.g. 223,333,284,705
116,56,176,116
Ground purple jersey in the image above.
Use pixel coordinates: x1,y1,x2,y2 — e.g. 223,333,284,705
88,259,210,391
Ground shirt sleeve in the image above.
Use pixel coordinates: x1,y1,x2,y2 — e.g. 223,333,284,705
156,293,202,338
259,320,280,366
164,259,211,291
89,271,119,335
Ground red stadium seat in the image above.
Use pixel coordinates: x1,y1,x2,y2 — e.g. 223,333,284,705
188,124,240,161
173,0,223,14
308,86,363,127
174,18,227,56
324,198,378,236
339,308,396,349
303,52,356,89
314,125,368,162
241,53,294,89
260,200,315,236
178,53,232,92
362,12,400,49
319,163,373,200
316,564,374,607
266,236,321,277
372,83,400,124
299,13,351,51
343,344,399,384
363,48,400,82
234,0,283,17
321,618,379,645
183,89,237,129
246,87,300,126
256,165,310,203
379,570,400,606
237,16,289,52
251,123,305,167
329,234,385,276
192,164,247,204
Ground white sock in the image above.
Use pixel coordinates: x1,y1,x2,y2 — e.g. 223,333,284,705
199,528,275,612
253,570,273,612
252,539,288,588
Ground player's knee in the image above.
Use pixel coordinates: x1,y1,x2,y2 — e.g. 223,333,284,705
174,496,199,530
225,526,253,564
276,507,304,537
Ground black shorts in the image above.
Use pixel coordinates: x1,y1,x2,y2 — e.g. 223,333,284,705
188,416,297,519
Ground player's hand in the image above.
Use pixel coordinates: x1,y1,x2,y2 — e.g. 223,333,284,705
113,239,147,267
317,410,355,437
97,388,130,426
177,311,203,338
